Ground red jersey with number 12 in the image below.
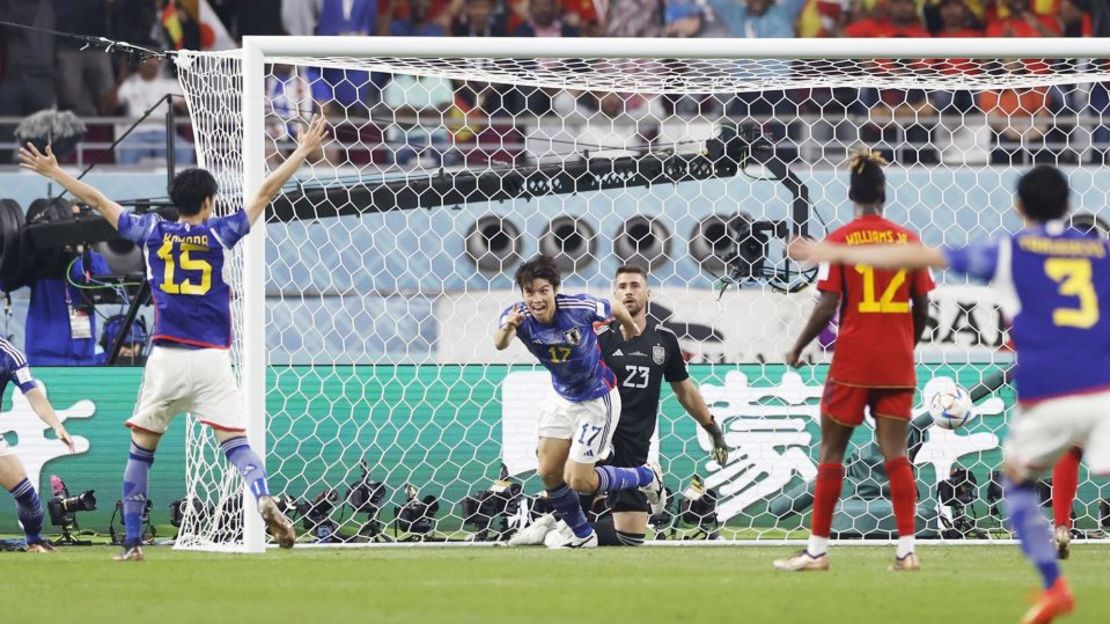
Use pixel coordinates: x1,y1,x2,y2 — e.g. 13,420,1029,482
817,214,934,388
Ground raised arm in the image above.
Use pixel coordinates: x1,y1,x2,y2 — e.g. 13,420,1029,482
611,299,641,339
245,116,329,225
19,143,124,229
787,238,949,271
24,386,75,454
494,306,525,351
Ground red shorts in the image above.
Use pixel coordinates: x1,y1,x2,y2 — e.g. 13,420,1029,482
820,380,914,426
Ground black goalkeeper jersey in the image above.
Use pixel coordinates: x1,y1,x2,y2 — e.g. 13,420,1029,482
597,317,689,465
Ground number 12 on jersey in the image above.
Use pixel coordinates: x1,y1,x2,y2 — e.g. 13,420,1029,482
855,265,909,314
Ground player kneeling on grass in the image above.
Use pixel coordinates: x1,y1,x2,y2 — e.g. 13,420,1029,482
789,165,1095,624
495,255,663,549
0,338,76,552
19,117,329,560
774,150,933,573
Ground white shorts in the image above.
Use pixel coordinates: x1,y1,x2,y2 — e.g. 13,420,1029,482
1005,390,1110,478
127,346,246,435
537,387,621,464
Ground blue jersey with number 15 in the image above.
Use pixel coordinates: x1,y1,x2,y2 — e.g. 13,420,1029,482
945,222,1110,402
119,210,250,349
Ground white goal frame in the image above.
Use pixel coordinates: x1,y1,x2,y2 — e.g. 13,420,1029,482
232,36,1110,551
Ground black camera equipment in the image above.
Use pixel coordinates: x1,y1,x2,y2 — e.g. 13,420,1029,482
460,464,523,542
47,477,97,546
296,489,340,543
394,483,440,541
678,476,719,540
938,467,986,539
344,460,389,542
169,496,206,529
109,498,155,545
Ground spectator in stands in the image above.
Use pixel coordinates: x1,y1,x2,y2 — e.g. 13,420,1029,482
979,63,1054,164
382,72,457,168
985,0,1059,37
706,0,802,38
55,0,114,117
98,315,148,365
109,56,195,165
515,0,580,36
452,0,510,35
552,91,664,158
929,0,981,113
0,0,56,162
389,0,449,35
561,0,603,34
110,0,161,45
843,0,929,37
606,0,665,36
1058,0,1093,37
266,65,326,165
285,0,384,121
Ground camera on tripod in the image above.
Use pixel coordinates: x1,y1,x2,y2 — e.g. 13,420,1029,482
938,467,986,539
460,464,523,542
47,475,96,546
345,459,388,542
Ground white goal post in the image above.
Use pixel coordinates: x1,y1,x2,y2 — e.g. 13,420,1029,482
173,37,1110,552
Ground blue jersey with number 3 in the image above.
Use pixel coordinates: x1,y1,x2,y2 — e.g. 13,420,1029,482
500,293,616,401
945,222,1110,402
119,210,250,349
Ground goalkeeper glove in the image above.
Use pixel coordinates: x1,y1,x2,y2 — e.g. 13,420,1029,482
703,417,728,466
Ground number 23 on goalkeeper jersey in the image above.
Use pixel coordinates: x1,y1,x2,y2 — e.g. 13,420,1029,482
500,293,617,402
945,223,1110,402
118,210,250,349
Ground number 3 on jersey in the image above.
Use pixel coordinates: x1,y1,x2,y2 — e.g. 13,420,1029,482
156,240,212,295
855,265,909,314
1046,258,1099,329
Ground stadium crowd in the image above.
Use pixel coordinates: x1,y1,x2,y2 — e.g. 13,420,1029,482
0,0,1108,168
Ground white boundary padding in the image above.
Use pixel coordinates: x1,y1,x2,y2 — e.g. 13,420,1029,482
242,36,1110,61
240,39,267,553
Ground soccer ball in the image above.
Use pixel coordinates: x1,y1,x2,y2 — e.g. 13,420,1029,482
928,386,974,430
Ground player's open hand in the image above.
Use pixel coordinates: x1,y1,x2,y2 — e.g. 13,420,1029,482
18,142,61,178
295,115,329,155
54,425,76,454
503,305,525,330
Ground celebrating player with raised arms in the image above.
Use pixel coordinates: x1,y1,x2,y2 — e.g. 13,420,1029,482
494,255,663,548
789,165,1098,623
19,117,329,560
774,150,934,573
0,337,76,552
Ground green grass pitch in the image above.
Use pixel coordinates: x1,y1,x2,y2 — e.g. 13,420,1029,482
4,545,1109,623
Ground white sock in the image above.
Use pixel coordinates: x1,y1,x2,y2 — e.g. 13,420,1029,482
896,536,915,559
807,535,829,557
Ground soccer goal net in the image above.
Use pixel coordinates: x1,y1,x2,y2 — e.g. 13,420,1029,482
174,37,1110,551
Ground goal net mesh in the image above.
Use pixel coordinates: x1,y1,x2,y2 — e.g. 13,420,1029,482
173,47,1110,549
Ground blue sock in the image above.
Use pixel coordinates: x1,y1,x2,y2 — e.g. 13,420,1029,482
122,441,155,548
1004,477,1060,589
546,484,592,538
221,436,271,500
10,479,43,544
593,465,654,493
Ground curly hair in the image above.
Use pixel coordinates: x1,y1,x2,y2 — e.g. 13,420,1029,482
847,148,888,206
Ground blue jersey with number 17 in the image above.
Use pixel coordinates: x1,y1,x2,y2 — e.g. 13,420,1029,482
945,222,1110,402
118,210,251,349
500,293,617,402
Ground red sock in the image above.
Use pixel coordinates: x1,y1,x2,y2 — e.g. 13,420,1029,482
885,456,917,537
811,463,844,538
1053,447,1083,529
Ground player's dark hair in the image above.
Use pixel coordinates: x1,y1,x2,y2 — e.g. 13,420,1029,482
847,148,888,207
1017,165,1070,223
614,264,647,281
169,168,219,216
515,255,561,291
